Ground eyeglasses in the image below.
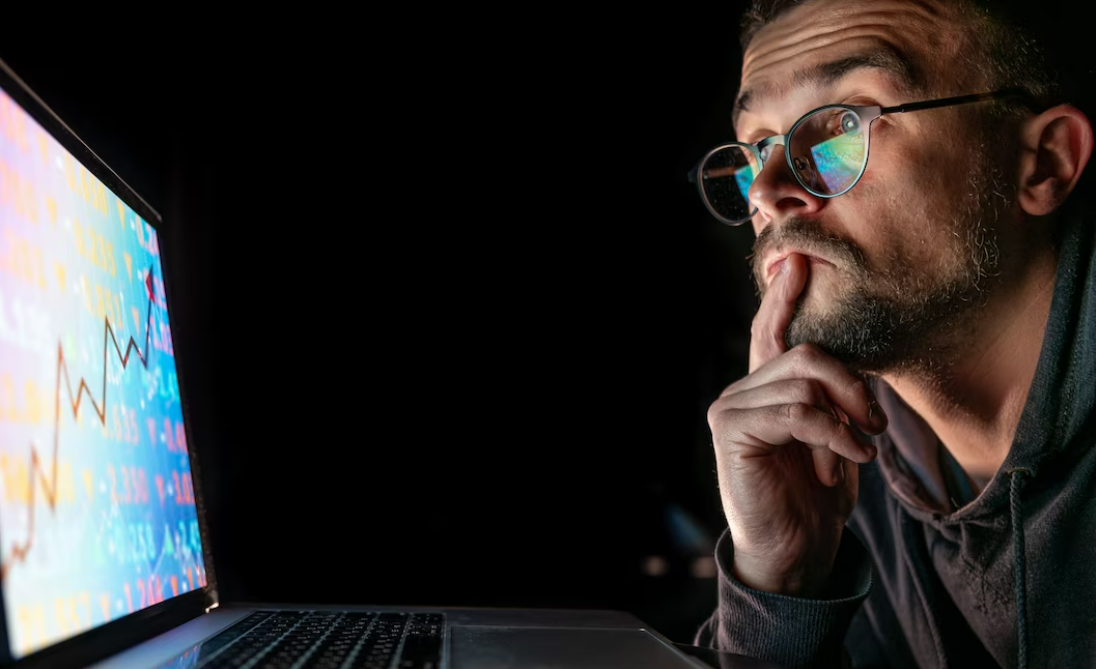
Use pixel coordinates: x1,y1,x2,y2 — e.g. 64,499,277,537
687,89,1030,226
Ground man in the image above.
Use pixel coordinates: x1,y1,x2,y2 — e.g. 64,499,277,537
690,1,1094,667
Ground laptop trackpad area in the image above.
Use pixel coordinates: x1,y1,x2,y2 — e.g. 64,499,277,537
450,625,699,668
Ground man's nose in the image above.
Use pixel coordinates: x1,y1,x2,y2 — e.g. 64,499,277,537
748,145,826,233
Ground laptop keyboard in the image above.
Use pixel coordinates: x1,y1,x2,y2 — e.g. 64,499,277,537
178,610,445,669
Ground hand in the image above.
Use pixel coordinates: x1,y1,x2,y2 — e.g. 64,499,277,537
707,254,887,597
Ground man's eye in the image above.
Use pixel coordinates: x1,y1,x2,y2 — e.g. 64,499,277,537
837,111,861,135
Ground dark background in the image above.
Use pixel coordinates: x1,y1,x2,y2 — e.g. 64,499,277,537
0,8,761,644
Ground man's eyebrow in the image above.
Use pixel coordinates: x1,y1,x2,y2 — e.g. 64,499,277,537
732,48,921,129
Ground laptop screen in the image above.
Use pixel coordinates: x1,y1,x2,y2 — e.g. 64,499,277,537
0,81,206,658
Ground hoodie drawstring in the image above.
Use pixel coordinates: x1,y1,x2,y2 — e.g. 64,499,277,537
1008,468,1031,669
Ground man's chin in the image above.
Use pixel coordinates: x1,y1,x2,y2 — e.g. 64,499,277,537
784,298,901,374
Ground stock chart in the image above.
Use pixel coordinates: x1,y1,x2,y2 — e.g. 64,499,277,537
0,85,205,657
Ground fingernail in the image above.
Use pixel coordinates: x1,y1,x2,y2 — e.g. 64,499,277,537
869,398,885,426
780,258,791,275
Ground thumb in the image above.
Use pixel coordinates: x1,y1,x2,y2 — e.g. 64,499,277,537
748,253,808,372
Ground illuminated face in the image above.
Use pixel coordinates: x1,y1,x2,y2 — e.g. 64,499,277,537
737,0,1015,373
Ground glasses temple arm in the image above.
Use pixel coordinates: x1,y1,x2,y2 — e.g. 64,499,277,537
880,88,1034,115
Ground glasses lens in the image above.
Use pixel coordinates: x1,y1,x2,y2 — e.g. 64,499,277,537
788,108,866,196
700,145,760,224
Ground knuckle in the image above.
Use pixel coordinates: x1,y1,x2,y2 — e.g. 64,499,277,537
783,402,811,423
847,377,869,404
708,403,740,433
791,342,822,366
789,378,819,405
706,403,723,428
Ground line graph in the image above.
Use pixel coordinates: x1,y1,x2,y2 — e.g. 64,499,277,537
0,268,155,580
0,81,209,656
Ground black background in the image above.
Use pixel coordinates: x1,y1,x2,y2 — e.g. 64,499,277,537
0,7,760,644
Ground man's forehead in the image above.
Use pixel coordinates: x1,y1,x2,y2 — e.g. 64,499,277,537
734,44,920,126
735,0,963,126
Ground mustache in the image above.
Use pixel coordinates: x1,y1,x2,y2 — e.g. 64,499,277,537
751,218,868,290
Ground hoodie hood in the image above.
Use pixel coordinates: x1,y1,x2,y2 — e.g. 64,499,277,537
871,204,1096,524
866,205,1096,669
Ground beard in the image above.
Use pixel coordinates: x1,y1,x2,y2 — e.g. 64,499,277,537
750,145,1011,375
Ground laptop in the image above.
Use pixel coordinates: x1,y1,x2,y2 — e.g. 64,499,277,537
0,58,729,669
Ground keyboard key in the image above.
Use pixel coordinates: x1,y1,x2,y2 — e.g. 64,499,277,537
172,610,445,669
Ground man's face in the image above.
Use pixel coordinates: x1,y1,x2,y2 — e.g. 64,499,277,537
737,0,1015,373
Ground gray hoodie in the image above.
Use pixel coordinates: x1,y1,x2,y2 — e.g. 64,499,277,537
694,205,1096,669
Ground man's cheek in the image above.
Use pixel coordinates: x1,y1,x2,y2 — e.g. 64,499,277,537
795,261,849,310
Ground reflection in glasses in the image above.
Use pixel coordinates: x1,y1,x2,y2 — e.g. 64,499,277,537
689,88,1032,226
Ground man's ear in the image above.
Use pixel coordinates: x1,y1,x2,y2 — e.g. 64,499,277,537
1017,104,1094,216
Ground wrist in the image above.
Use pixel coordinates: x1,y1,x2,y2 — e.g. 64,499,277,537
731,534,841,598
732,558,833,598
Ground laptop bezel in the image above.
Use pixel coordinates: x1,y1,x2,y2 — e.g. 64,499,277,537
0,58,220,668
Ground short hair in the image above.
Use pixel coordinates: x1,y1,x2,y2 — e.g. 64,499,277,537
738,0,1080,112
738,0,1093,213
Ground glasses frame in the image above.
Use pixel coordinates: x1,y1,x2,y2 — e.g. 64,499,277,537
688,88,1032,226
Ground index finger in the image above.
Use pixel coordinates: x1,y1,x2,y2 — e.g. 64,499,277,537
729,344,888,435
749,253,808,373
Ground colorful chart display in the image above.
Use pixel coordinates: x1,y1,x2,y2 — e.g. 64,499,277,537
0,85,205,657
